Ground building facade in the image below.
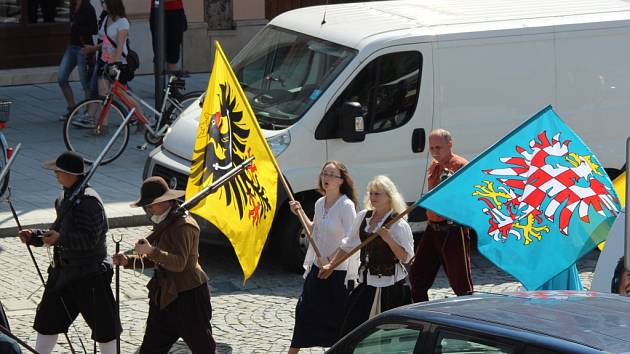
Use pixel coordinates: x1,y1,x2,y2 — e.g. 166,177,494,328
0,0,266,83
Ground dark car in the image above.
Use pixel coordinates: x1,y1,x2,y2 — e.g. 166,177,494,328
327,291,630,353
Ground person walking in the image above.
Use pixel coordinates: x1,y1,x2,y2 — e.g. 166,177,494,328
112,176,217,354
17,151,121,354
287,161,357,353
319,175,414,336
58,0,98,120
149,0,188,71
409,128,474,302
75,0,142,128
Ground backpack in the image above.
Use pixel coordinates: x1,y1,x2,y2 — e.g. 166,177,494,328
103,15,139,81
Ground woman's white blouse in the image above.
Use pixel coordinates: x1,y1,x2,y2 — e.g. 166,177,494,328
341,209,414,288
302,195,357,277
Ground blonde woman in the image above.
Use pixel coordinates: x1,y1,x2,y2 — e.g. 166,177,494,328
319,175,413,336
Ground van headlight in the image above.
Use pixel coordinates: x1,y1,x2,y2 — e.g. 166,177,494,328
266,131,291,157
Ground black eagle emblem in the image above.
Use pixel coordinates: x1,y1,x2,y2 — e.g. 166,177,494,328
189,83,272,225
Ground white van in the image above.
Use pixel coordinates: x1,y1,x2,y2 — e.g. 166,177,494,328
144,0,630,270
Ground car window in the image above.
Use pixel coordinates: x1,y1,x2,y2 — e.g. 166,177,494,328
320,50,422,138
434,330,517,354
351,323,423,354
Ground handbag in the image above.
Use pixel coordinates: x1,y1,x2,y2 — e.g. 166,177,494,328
103,15,139,82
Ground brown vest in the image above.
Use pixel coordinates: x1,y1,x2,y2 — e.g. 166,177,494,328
359,211,399,276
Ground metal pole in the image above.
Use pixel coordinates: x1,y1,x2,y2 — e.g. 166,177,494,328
154,0,166,110
624,137,630,271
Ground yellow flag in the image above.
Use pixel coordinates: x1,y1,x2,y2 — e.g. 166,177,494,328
185,42,279,281
597,171,626,251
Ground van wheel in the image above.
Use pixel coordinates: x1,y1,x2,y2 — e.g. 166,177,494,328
274,201,314,273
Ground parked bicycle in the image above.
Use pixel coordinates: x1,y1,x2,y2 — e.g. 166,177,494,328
63,65,204,165
0,99,14,197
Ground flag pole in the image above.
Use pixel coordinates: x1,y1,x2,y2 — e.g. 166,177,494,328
326,204,417,271
212,41,323,259
624,137,629,272
277,174,323,259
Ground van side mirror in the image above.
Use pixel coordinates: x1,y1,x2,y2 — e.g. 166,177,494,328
339,101,366,143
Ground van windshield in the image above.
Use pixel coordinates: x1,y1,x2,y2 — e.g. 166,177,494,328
232,25,356,130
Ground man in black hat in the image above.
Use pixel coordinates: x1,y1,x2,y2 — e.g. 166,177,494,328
113,176,216,354
17,151,121,354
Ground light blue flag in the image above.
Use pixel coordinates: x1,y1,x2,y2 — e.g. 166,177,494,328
536,264,583,291
417,106,620,290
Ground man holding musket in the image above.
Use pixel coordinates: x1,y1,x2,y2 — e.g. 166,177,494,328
112,176,216,353
18,151,121,354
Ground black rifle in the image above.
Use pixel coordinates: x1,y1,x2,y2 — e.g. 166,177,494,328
139,156,255,246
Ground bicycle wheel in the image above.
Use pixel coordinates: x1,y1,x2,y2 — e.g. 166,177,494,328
63,97,130,165
145,91,204,145
164,90,204,126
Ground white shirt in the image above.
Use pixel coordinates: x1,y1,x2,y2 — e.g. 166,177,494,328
341,209,414,288
302,194,356,277
99,16,129,63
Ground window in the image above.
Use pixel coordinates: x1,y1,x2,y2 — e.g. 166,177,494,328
434,330,517,354
350,324,423,354
321,50,422,138
232,25,355,129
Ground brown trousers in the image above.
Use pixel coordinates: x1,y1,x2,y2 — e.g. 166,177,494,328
409,222,474,302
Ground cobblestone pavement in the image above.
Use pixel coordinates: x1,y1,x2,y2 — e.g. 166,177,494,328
0,227,598,354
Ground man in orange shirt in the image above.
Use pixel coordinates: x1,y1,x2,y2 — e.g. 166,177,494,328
409,129,474,302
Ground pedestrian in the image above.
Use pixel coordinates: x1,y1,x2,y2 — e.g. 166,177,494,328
150,0,188,71
287,161,358,353
112,176,217,354
17,151,121,354
319,175,414,336
58,0,98,121
409,128,474,302
612,257,630,295
74,0,142,129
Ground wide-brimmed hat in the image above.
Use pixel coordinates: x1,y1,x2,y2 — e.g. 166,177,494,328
42,151,87,175
130,176,185,208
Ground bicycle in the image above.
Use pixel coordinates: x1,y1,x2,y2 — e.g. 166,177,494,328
0,99,13,197
63,65,204,165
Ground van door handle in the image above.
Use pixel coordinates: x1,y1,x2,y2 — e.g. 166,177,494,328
411,128,425,153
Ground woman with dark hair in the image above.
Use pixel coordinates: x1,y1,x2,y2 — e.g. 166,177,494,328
287,161,358,353
74,0,141,128
57,0,97,120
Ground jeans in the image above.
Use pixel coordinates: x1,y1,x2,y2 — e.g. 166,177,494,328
89,59,106,98
58,45,89,99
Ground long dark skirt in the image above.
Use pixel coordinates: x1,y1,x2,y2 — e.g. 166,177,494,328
339,280,411,337
290,265,348,348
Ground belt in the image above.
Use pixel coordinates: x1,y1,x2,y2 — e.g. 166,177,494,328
428,221,459,232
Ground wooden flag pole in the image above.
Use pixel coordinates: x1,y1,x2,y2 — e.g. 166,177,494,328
325,204,417,271
277,173,323,259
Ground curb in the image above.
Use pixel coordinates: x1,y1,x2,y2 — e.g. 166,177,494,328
0,214,151,237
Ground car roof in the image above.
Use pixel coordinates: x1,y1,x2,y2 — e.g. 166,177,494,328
387,291,630,352
271,0,630,49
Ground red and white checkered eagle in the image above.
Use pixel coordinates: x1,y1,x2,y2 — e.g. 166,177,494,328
475,131,619,244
